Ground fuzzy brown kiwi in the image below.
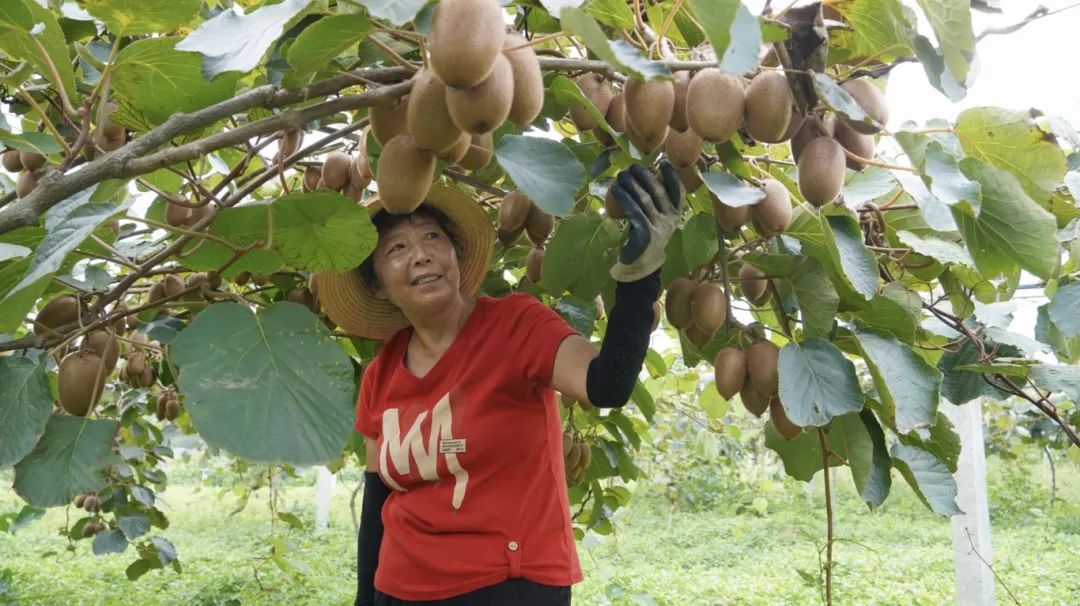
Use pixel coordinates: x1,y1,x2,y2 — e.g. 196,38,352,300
797,137,846,206
685,323,714,349
428,0,506,89
524,204,554,245
369,96,409,146
377,134,436,214
576,442,591,470
664,127,704,168
625,115,667,155
321,152,352,190
280,128,302,158
446,53,514,134
165,398,181,421
58,350,108,416
669,70,692,132
499,191,532,232
74,494,86,508
840,79,888,134
712,194,750,232
497,226,523,247
81,330,120,373
713,347,747,400
350,153,372,191
165,198,195,227
569,73,613,131
769,399,802,439
606,93,626,133
790,114,836,163
503,33,544,126
437,132,472,164
747,340,780,396
525,247,544,283
286,287,319,312
750,178,792,237
16,170,39,198
690,282,727,334
163,274,185,298
564,439,582,470
34,295,79,341
2,149,22,171
676,164,703,194
651,301,662,332
126,351,147,377
604,186,624,220
740,384,770,417
744,71,794,143
624,77,675,153
156,393,167,421
664,277,696,330
456,133,493,170
146,281,167,306
739,263,768,304
686,68,744,142
834,121,875,170
407,69,462,153
562,431,573,458
19,151,46,171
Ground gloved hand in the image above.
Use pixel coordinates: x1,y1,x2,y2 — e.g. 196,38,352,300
609,161,685,282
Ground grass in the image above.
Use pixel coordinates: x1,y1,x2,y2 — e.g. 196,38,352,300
1,450,1078,605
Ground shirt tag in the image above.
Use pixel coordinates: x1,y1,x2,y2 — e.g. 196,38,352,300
439,438,466,454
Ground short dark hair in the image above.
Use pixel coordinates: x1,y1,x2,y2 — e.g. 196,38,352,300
356,204,463,292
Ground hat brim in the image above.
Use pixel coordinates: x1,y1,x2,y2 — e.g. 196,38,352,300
314,185,495,340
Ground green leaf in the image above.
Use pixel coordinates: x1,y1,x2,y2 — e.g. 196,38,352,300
559,8,671,80
937,339,1018,404
125,558,153,581
896,230,974,268
955,107,1067,203
898,411,961,473
1028,364,1080,403
830,411,891,510
117,514,150,541
177,205,283,278
764,422,841,482
851,295,917,344
0,131,62,155
357,0,430,26
12,416,120,508
841,167,896,206
827,215,878,301
541,214,621,300
686,0,761,75
790,256,838,338
855,329,941,435
287,14,373,77
0,357,52,470
168,302,355,465
496,135,586,217
701,171,765,207
0,0,77,105
811,72,873,127
679,213,719,274
112,37,240,127
953,158,1059,280
699,385,728,420
828,0,914,65
584,0,634,28
1048,281,1080,339
0,242,30,262
1036,303,1080,364
778,338,863,427
269,193,378,272
914,0,976,85
549,75,628,155
786,211,871,305
175,0,310,78
922,143,981,213
82,0,201,35
891,444,961,516
92,530,129,555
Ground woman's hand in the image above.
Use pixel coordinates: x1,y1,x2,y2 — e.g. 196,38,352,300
609,161,685,283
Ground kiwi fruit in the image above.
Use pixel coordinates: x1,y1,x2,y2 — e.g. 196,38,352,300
747,340,781,396
664,128,704,168
165,198,207,228
428,0,506,89
74,494,86,508
749,178,792,237
686,69,744,142
81,330,120,373
16,170,39,198
280,128,302,158
499,190,532,232
34,295,79,341
19,151,46,171
503,33,543,126
407,69,462,152
834,121,875,170
569,73,613,131
606,93,626,132
690,282,727,334
163,274,185,298
58,350,108,416
83,495,100,512
370,96,409,146
841,79,888,134
321,151,352,190
2,149,22,171
524,204,554,245
351,154,373,191
377,134,436,214
790,114,836,163
664,277,696,330
712,194,750,231
437,133,472,165
779,106,802,142
576,442,591,470
497,226,523,247
770,399,802,439
562,431,573,458
739,263,768,303
604,186,624,220
147,281,166,305
797,137,846,206
446,53,514,134
670,71,692,132
287,287,319,312
685,324,714,349
744,71,794,143
526,247,544,283
165,398,181,421
83,522,103,537
713,347,747,400
676,164,703,194
593,127,615,148
302,165,322,192
101,132,126,152
740,383,770,417
457,133,493,170
126,351,148,377
155,393,167,420
564,438,582,469
626,116,667,155
624,77,675,153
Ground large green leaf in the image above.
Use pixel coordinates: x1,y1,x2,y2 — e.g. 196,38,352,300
830,411,891,510
175,0,310,78
541,214,621,300
955,107,1067,203
914,0,975,84
1036,303,1080,364
764,423,842,482
169,302,355,465
892,444,961,517
702,171,764,207
0,357,52,470
1028,364,1080,403
13,416,120,508
828,0,914,65
937,338,1018,404
897,411,961,473
82,0,201,35
778,338,863,427
0,0,77,105
841,167,896,206
177,204,283,278
851,295,917,344
786,211,871,305
559,8,670,79
112,37,240,127
549,75,629,155
357,0,430,26
687,0,761,75
287,14,373,77
953,158,1059,280
855,329,941,435
269,193,378,272
790,256,838,338
496,135,586,217
0,131,63,156
827,215,878,300
584,0,634,28
896,230,974,268
1048,281,1080,339
922,143,981,213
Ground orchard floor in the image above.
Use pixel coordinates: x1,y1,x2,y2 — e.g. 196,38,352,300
1,452,1078,606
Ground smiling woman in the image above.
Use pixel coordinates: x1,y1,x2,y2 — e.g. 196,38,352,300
312,165,684,606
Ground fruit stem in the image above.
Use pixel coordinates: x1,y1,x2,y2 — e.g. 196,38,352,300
841,149,915,173
818,428,834,606
366,35,421,72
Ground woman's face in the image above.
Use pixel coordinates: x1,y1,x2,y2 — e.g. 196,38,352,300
371,214,463,314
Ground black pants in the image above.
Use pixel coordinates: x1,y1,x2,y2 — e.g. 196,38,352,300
374,578,571,606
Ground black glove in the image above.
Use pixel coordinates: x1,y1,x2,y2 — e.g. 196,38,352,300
609,161,685,282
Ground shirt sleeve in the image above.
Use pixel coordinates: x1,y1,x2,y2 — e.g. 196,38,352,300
500,294,580,387
354,363,378,438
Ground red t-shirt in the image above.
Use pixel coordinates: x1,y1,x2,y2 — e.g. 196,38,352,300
355,293,583,600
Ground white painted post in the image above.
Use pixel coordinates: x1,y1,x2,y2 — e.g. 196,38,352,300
314,466,337,533
942,401,996,606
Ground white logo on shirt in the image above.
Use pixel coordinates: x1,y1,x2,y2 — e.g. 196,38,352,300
379,392,470,509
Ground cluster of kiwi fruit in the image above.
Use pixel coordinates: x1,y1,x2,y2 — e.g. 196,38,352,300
3,148,48,199
74,493,102,512
712,339,800,440
304,148,373,202
562,431,592,485
496,190,555,281
164,195,213,228
662,276,729,349
155,389,181,422
369,0,542,213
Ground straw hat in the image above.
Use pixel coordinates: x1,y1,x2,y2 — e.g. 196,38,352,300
314,185,495,340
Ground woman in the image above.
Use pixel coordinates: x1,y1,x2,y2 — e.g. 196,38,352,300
316,163,683,606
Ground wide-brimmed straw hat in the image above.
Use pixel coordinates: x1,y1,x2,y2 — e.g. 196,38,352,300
314,185,495,340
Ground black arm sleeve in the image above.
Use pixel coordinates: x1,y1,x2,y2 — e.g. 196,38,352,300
585,269,662,408
355,471,391,606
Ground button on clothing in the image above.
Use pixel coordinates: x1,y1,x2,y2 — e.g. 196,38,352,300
356,294,583,601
